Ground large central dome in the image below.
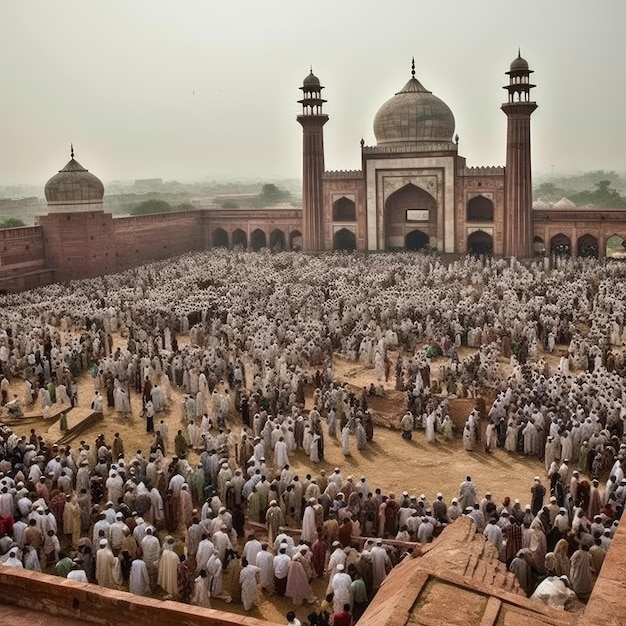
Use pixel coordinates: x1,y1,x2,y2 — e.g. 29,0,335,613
373,69,455,147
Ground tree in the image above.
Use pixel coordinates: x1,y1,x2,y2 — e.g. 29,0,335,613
174,202,195,212
255,183,290,207
221,200,239,209
0,218,26,228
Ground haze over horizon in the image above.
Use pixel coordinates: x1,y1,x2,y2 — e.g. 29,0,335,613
1,1,623,189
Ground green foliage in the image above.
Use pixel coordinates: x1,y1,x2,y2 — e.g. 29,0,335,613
0,217,26,228
128,199,173,215
221,200,239,209
174,202,195,212
569,180,626,208
254,183,291,207
534,182,565,200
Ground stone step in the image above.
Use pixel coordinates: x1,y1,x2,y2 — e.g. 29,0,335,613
46,408,103,445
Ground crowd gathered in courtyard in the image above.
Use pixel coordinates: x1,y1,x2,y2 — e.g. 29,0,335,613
1,249,626,622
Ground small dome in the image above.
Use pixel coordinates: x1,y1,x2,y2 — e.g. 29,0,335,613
45,154,104,203
303,70,321,88
373,75,455,146
510,53,529,72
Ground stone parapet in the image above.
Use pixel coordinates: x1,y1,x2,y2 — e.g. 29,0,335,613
0,567,280,626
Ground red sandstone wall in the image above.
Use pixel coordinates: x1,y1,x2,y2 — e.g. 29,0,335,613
39,212,116,282
455,173,505,255
112,211,207,269
322,176,366,251
0,225,54,291
205,208,302,249
0,567,280,626
0,225,45,271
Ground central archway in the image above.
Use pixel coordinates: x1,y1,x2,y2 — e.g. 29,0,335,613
405,230,429,251
385,183,436,250
467,231,493,256
334,228,356,251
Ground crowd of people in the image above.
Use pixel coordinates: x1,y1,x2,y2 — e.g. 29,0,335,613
1,250,626,623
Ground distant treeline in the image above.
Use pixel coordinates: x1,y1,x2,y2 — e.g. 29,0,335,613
0,218,26,229
534,170,626,207
126,199,196,215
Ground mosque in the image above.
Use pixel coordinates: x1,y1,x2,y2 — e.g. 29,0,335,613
1,52,626,292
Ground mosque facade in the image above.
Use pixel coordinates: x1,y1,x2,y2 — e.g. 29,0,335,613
2,53,626,292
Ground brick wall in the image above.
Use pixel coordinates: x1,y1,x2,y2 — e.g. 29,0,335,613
0,567,280,626
0,225,53,291
112,211,207,269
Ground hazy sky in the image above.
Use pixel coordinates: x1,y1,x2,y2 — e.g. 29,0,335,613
1,1,624,189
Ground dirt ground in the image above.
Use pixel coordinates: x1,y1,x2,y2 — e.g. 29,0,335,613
2,334,551,625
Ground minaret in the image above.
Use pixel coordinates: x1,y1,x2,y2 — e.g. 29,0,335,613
297,69,328,251
501,51,537,258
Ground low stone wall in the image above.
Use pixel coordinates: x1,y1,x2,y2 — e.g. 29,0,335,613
0,567,280,626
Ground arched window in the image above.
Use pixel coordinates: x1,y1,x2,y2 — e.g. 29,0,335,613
251,229,266,251
332,197,356,221
577,234,598,259
533,236,545,257
211,228,228,248
606,234,626,259
467,195,494,221
269,229,286,252
289,230,302,251
333,228,356,251
550,234,571,258
232,229,247,249
467,231,493,256
405,230,429,251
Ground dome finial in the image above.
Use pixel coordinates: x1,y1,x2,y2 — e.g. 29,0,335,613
411,57,415,78
518,47,521,58
70,143,74,159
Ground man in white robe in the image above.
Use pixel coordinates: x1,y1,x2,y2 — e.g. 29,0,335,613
330,563,352,613
301,499,318,544
239,558,261,610
129,557,151,595
157,536,179,598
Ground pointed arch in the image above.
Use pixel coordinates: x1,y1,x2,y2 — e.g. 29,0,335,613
269,229,286,252
385,183,437,249
405,230,429,251
577,234,598,259
606,234,626,259
533,235,545,257
289,230,302,251
550,233,571,258
467,195,494,221
333,196,356,221
250,229,267,251
211,228,228,248
232,229,247,249
334,228,356,251
467,230,493,256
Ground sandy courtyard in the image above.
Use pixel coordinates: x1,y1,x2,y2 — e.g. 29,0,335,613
3,335,550,624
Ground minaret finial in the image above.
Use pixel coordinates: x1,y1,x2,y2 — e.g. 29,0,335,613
411,57,415,77
70,143,74,159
